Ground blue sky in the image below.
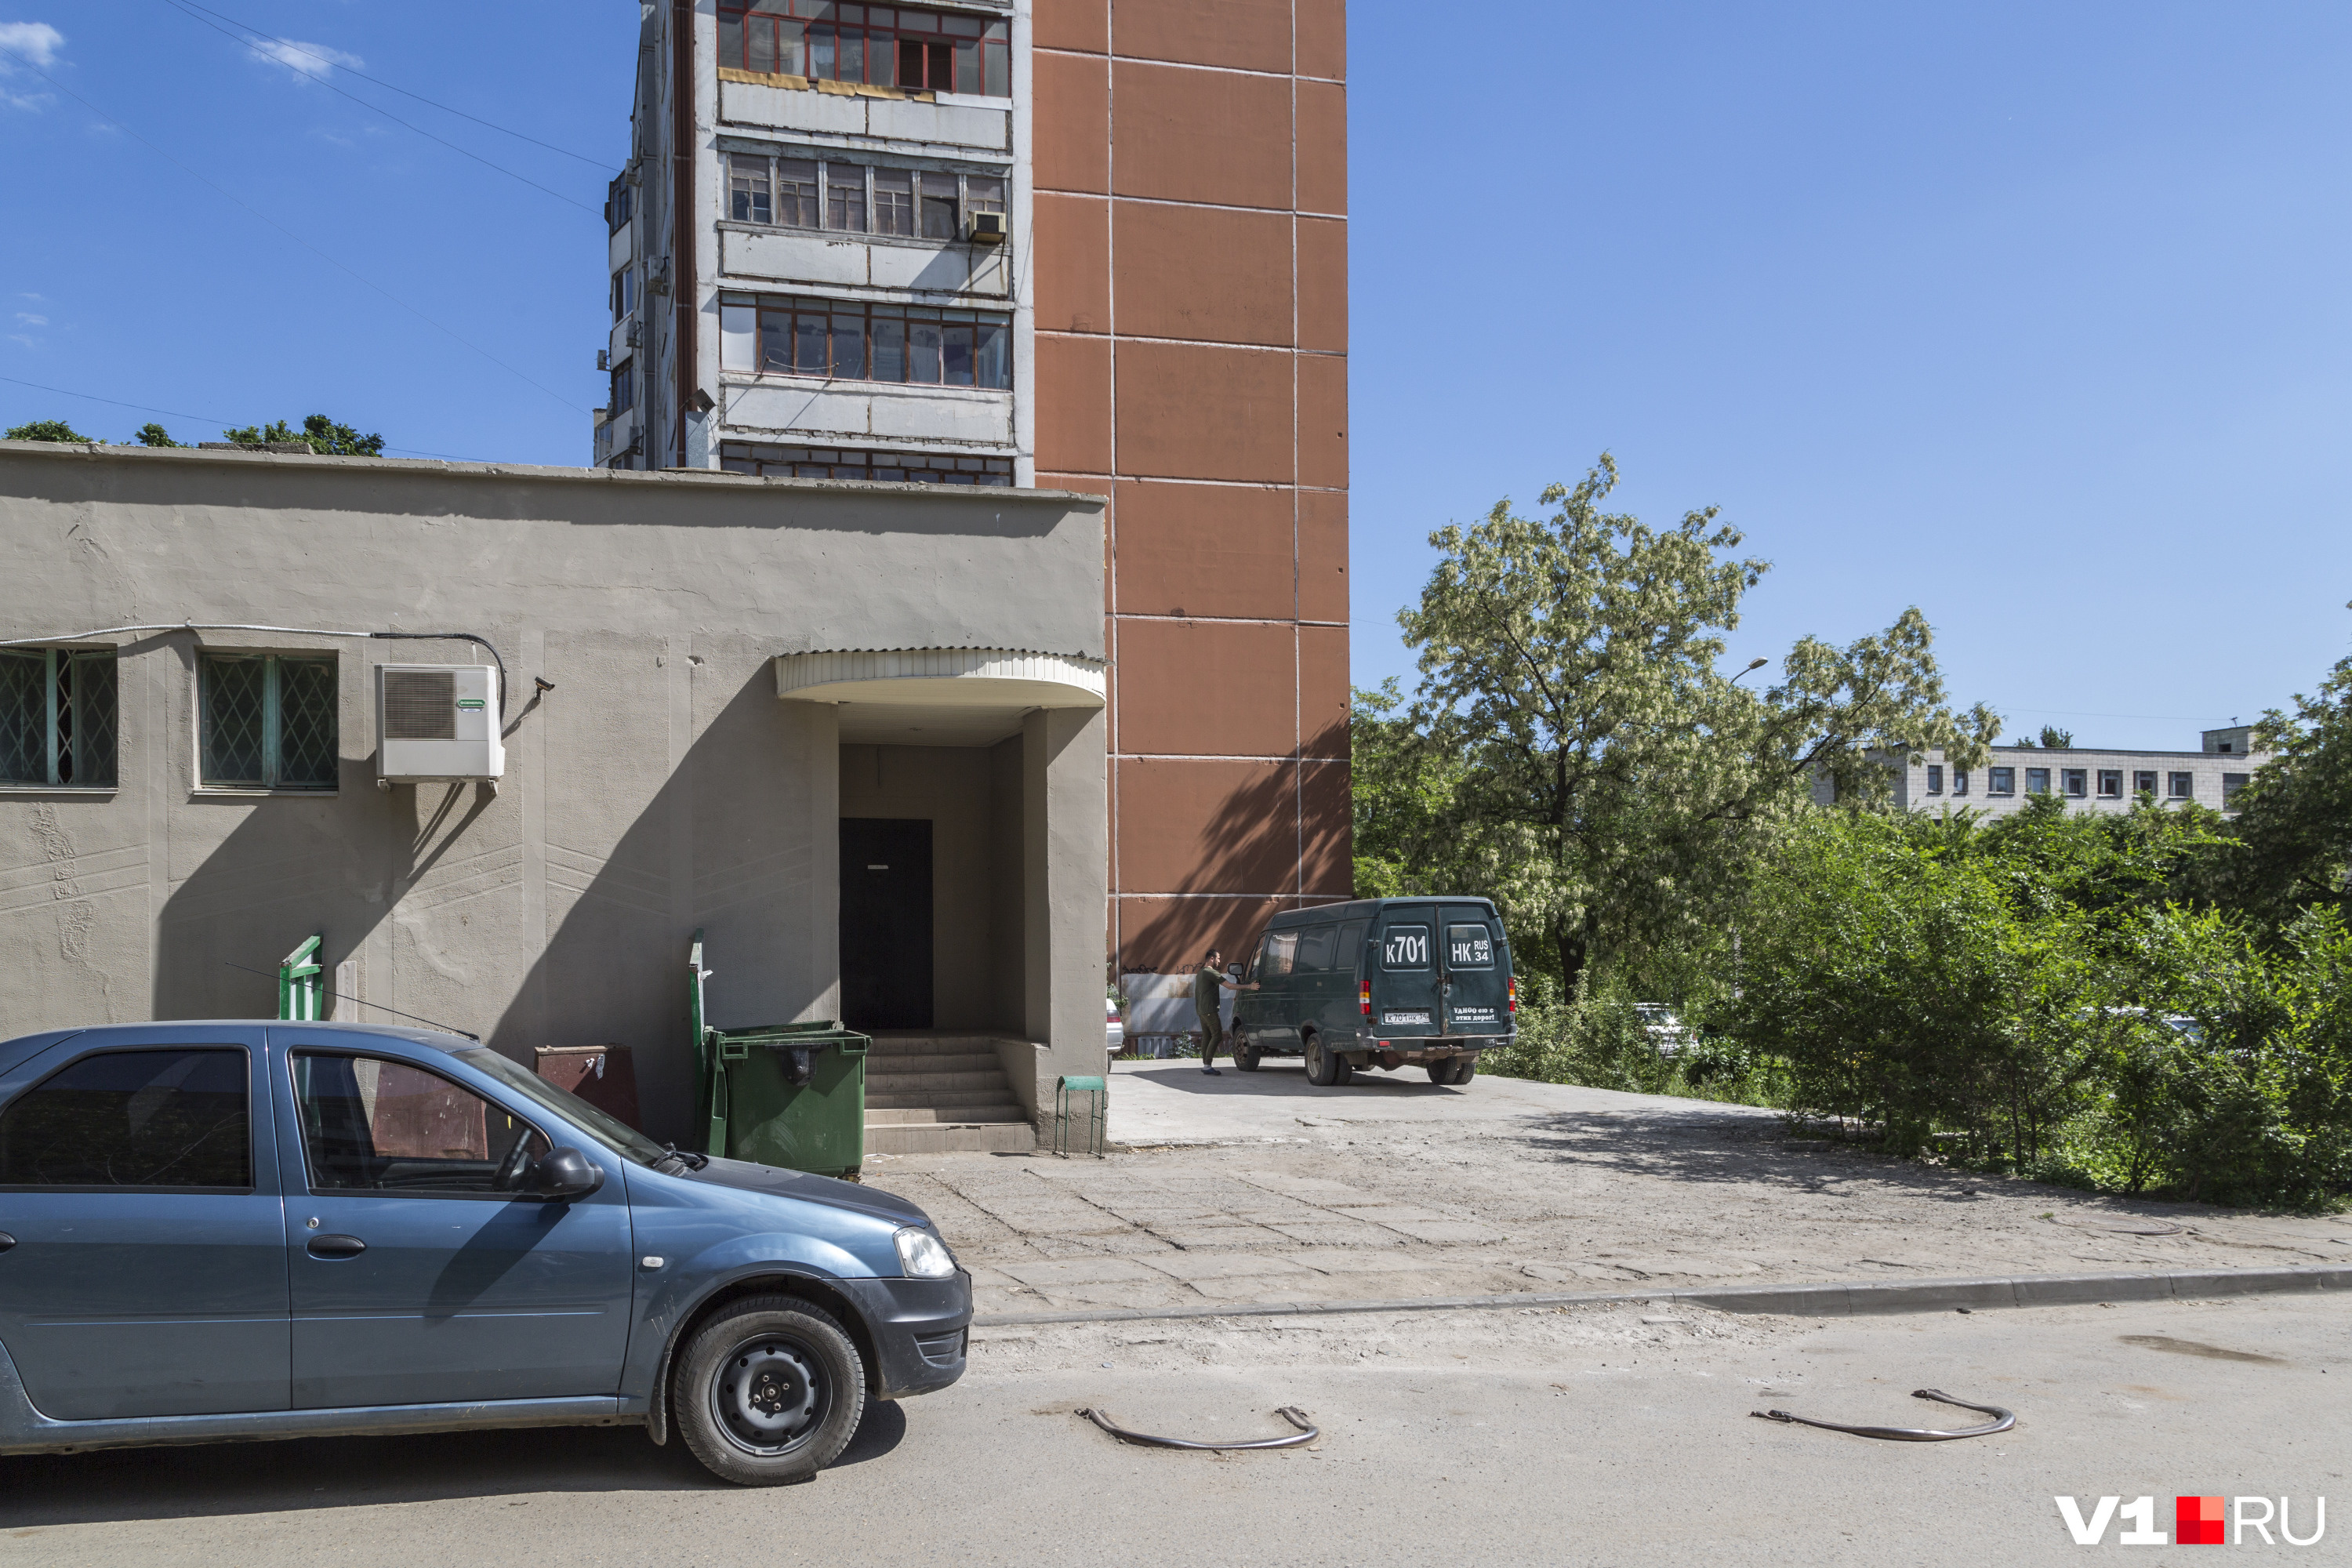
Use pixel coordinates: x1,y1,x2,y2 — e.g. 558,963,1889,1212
4,2,2350,749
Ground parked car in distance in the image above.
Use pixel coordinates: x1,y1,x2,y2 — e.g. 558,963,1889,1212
1105,994,1125,1057
1634,1004,1689,1054
1232,897,1515,1086
0,1022,971,1485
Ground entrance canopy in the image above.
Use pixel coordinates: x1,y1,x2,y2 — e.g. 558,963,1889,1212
775,646,1105,745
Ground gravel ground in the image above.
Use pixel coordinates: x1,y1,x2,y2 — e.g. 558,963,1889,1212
869,1065,2352,1318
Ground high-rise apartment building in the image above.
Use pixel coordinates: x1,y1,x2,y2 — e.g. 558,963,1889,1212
600,0,1350,977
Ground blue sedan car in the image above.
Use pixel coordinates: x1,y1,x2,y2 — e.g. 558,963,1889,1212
0,1022,971,1486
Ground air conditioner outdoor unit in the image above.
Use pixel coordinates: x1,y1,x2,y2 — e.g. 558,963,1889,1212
377,664,505,784
968,211,1007,244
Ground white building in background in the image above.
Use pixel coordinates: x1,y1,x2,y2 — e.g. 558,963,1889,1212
595,0,1027,486
1819,726,2272,818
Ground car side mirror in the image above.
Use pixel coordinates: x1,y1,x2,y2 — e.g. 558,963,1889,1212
530,1146,604,1200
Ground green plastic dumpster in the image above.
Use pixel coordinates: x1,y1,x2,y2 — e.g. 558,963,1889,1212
691,930,870,1178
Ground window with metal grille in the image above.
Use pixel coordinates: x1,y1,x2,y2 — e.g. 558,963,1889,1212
200,654,338,791
718,293,1011,389
718,2,1011,98
0,648,118,789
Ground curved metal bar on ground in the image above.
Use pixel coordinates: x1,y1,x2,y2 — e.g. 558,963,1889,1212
1076,1406,1319,1450
1751,1388,2016,1442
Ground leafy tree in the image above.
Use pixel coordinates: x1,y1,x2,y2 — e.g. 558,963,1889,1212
1388,452,1998,989
134,423,180,447
5,419,94,442
222,415,385,456
2209,611,2352,930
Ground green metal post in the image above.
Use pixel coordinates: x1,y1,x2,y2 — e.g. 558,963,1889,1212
278,934,324,1021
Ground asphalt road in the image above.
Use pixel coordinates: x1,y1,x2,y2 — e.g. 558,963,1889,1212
4,1293,2343,1566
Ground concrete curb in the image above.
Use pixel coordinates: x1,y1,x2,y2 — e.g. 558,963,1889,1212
969,1264,2352,1329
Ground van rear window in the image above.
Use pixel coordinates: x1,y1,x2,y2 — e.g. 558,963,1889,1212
1447,925,1494,967
1381,925,1430,970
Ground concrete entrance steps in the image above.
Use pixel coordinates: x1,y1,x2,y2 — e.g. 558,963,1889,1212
865,1032,1036,1156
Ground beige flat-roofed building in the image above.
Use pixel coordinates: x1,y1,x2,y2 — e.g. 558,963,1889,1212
0,440,1109,1155
1819,726,2270,817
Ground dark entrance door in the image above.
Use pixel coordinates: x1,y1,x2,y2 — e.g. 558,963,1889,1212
840,818,934,1030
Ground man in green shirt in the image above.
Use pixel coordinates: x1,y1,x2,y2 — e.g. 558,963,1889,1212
1194,949,1257,1076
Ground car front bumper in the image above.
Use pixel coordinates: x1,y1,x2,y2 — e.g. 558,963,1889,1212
840,1270,974,1400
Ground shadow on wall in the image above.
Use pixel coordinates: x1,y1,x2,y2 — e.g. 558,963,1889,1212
490,657,827,1146
151,771,492,1029
1120,745,1352,976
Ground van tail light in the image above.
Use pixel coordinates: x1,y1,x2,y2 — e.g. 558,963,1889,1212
1359,979,1371,1017
1508,977,1519,1014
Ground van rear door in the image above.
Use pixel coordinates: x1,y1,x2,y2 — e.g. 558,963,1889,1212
1439,904,1509,1036
1371,905,1439,1037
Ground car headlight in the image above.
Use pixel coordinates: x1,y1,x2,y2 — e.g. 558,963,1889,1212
895,1226,957,1280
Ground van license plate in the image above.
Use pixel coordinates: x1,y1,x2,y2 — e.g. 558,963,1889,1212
1381,1011,1431,1026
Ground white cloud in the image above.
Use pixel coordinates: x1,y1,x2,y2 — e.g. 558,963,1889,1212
6,334,34,350
0,21,65,67
248,37,361,83
13,313,45,327
0,20,64,109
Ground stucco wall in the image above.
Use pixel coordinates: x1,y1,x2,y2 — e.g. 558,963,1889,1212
0,442,1105,1145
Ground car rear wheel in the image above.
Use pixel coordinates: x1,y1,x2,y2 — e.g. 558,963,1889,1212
674,1296,866,1486
1425,1060,1453,1085
1448,1055,1477,1085
1303,1032,1340,1087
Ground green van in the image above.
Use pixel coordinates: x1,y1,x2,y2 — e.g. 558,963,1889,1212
1231,898,1516,1087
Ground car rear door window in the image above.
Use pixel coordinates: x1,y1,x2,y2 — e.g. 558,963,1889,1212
1334,920,1367,975
1381,924,1431,970
1446,924,1495,967
291,1054,548,1196
0,1048,251,1190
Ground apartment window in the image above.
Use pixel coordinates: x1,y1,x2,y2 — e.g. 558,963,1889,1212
199,654,337,791
606,178,633,234
875,165,915,236
720,441,1013,486
2134,770,2158,796
2223,773,2249,807
719,294,1011,390
728,153,771,224
2060,768,2087,797
2169,771,2193,800
611,362,636,415
1987,766,2015,796
1925,764,1944,795
2096,769,2122,799
726,154,982,242
1951,768,1969,797
718,2,1011,99
611,267,635,321
0,648,117,788
2026,768,2052,795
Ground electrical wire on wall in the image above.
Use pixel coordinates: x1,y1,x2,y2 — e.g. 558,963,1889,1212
0,623,510,717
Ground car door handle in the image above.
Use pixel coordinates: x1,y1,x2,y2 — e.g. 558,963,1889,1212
307,1234,367,1259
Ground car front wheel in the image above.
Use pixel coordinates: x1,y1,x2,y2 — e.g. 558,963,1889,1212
674,1296,867,1486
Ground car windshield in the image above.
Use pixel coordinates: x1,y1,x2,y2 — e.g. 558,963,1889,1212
452,1047,673,1168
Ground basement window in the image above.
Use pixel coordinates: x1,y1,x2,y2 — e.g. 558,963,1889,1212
719,2,1011,99
0,648,117,789
200,654,338,792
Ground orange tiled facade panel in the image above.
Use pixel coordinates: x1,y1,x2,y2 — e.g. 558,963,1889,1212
1113,619,1298,758
1117,757,1300,891
1032,2,1350,969
1113,481,1298,622
1112,203,1294,347
1111,64,1293,209
1110,0,1294,74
